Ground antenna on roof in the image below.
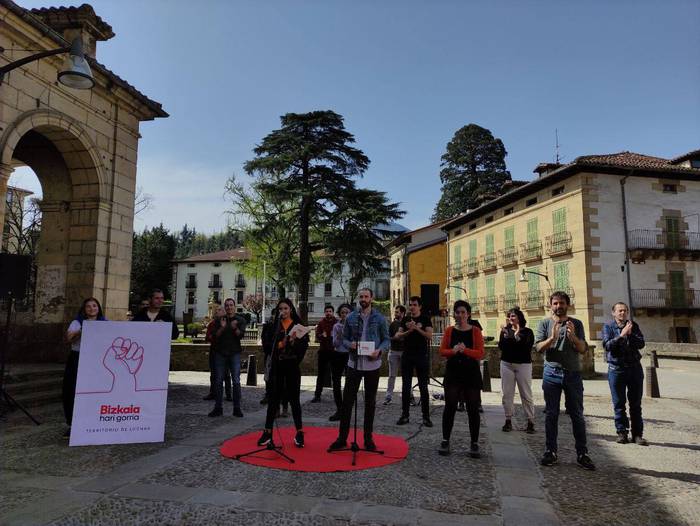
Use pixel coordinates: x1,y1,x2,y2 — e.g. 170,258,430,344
555,129,561,164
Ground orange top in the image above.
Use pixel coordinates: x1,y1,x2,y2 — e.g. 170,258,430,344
439,325,485,361
278,317,293,349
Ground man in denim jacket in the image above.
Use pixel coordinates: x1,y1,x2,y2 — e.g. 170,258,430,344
602,302,648,446
328,288,390,452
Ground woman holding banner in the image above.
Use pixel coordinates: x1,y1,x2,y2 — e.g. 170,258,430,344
62,297,107,437
258,298,309,448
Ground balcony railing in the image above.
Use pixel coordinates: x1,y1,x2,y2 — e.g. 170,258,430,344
186,297,197,305
480,253,497,272
546,231,572,256
480,295,498,312
185,280,197,289
551,286,576,306
632,289,700,310
235,278,246,288
208,280,223,288
499,293,519,311
466,257,479,276
449,261,464,279
519,290,544,310
470,299,480,313
628,229,700,252
498,246,518,267
519,240,542,262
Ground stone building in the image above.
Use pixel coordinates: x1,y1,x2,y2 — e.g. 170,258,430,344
443,150,700,343
2,184,33,252
0,2,166,360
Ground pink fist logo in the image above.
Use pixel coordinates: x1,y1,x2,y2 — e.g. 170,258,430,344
103,337,145,391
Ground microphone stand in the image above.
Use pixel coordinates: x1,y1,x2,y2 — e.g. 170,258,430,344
235,313,294,464
327,309,384,466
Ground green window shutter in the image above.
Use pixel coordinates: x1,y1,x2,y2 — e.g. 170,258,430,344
504,226,514,248
665,217,681,249
527,218,538,243
528,266,541,292
485,234,494,255
669,271,685,307
469,239,477,259
486,319,497,338
505,272,516,296
486,276,495,297
455,285,463,300
552,208,567,235
553,262,569,290
469,279,478,302
454,245,462,263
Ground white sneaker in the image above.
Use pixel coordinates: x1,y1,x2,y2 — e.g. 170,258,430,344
383,397,392,405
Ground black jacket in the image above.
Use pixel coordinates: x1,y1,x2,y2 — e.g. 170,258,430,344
132,308,179,340
262,317,309,364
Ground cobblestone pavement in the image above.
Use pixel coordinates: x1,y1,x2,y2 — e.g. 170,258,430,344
1,359,699,525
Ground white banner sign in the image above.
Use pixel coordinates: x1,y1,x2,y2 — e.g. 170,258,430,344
70,321,172,446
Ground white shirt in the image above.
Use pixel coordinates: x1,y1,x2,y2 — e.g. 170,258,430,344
67,320,82,352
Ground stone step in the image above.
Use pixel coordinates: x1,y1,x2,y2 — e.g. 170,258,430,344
4,364,65,384
4,376,63,395
12,387,63,408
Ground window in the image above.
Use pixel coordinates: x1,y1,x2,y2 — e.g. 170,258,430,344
186,274,197,288
468,279,477,303
486,276,495,297
665,217,681,249
237,290,244,304
526,197,537,207
187,263,195,268
324,282,332,297
308,303,315,313
212,290,220,303
453,245,462,264
485,216,493,224
504,226,515,248
675,327,690,343
505,272,516,297
469,222,477,230
213,262,221,267
454,229,461,236
553,262,569,290
552,207,567,235
504,207,514,216
527,218,538,243
528,266,541,292
551,186,564,196
308,283,315,296
187,291,195,304
486,319,497,338
669,271,686,308
663,184,678,193
469,239,477,259
485,234,494,255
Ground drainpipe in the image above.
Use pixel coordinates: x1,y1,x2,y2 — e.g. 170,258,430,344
620,172,634,319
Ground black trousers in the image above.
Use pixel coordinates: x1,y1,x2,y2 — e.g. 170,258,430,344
314,350,333,397
337,367,380,442
265,359,302,430
330,351,349,411
208,348,231,398
442,377,481,443
62,351,80,426
401,352,430,417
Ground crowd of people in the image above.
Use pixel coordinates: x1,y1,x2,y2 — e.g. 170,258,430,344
63,286,650,469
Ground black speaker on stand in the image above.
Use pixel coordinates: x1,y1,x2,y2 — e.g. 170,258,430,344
0,253,40,424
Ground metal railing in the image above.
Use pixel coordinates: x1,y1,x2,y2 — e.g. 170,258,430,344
480,253,497,272
466,257,479,276
235,278,247,288
498,246,519,267
632,289,700,309
481,295,498,312
551,286,576,306
628,229,700,251
499,293,519,311
519,240,542,262
449,261,464,279
208,280,223,288
185,280,197,289
545,231,572,256
519,290,544,310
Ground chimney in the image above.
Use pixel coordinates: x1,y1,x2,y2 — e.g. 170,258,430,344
533,162,562,178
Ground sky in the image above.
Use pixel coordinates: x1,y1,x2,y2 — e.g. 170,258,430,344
9,0,700,233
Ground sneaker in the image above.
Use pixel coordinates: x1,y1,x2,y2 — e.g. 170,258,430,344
632,436,649,446
409,396,418,407
257,430,272,446
328,412,341,421
328,439,347,451
260,396,268,405
438,439,450,456
541,450,558,466
202,393,215,401
502,419,513,432
294,430,305,448
577,453,596,470
311,396,322,403
422,416,433,427
208,407,223,417
364,438,377,452
478,405,484,414
233,408,244,418
526,421,535,434
396,415,410,425
456,402,466,412
469,442,481,458
383,397,392,405
616,432,629,444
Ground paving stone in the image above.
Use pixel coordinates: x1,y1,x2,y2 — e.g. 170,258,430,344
501,496,560,526
351,504,420,525
417,509,502,526
112,482,201,502
495,468,544,498
1,489,102,526
188,488,247,506
311,498,362,520
239,491,321,514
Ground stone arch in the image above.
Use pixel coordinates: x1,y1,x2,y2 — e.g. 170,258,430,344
2,109,112,345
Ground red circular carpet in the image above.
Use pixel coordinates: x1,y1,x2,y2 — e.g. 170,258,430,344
220,425,409,472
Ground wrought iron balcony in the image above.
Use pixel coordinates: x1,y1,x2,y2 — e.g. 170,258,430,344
185,280,197,289
235,277,246,288
186,297,197,305
551,286,575,306
498,246,519,267
628,229,700,262
480,295,498,312
466,257,479,276
519,290,544,310
632,289,700,311
499,293,519,311
208,279,223,289
519,240,542,262
545,231,572,256
480,253,497,272
449,261,464,279
469,299,480,313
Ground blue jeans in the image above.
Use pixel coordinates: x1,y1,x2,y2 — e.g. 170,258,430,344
542,364,587,455
214,352,241,410
608,362,644,437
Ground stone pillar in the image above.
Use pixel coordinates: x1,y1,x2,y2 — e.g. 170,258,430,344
0,164,13,238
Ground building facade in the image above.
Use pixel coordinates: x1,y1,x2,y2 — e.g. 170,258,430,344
388,220,448,315
2,185,33,252
443,150,700,343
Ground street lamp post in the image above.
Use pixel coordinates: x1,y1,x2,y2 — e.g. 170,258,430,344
519,268,550,285
0,37,95,89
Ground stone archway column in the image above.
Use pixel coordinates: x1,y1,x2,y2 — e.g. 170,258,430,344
0,163,13,235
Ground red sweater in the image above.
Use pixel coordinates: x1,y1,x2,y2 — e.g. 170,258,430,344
439,325,485,361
